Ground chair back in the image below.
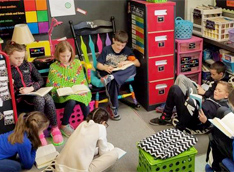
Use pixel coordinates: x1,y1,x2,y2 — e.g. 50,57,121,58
69,17,116,69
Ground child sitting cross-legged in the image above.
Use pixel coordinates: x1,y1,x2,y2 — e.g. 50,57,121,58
150,81,233,134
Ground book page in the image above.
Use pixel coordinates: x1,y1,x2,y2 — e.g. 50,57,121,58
20,87,53,97
115,147,126,159
112,62,134,71
209,116,234,138
36,144,56,159
33,87,53,97
36,151,59,169
57,87,74,97
71,84,90,94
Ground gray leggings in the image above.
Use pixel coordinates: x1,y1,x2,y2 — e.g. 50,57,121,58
174,74,197,95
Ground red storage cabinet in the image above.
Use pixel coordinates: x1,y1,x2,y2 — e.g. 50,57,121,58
147,3,175,32
130,0,175,111
147,31,174,57
148,56,174,81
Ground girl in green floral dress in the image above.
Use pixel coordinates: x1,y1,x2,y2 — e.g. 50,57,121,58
46,41,91,137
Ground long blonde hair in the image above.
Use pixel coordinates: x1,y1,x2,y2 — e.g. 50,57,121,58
54,41,75,62
8,111,49,149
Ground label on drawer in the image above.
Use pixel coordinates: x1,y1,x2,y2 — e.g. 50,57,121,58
155,35,167,42
154,10,167,16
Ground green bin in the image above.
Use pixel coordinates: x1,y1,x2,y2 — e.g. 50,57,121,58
146,0,167,3
137,147,197,172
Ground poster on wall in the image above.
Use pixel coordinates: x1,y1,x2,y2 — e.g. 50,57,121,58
49,0,76,17
0,0,49,38
0,0,26,38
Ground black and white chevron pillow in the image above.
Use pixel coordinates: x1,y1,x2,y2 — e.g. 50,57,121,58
138,128,197,159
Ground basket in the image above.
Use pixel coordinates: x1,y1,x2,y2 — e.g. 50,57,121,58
137,147,197,172
175,17,193,40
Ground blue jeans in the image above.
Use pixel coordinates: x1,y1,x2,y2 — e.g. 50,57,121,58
0,159,21,172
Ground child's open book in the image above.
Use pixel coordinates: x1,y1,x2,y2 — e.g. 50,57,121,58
35,144,59,169
57,84,90,97
189,88,202,109
19,87,53,97
112,62,134,71
107,142,126,159
209,112,234,139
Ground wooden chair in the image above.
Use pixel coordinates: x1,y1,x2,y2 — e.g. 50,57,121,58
69,17,140,108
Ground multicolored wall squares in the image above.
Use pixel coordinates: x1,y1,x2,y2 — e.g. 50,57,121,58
24,0,49,34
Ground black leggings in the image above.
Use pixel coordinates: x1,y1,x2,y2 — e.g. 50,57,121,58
62,100,90,125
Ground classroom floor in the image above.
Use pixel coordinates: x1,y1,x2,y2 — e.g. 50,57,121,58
24,102,208,172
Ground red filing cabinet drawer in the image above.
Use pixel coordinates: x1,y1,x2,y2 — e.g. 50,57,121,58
147,4,174,32
148,31,174,57
148,56,174,81
148,79,174,105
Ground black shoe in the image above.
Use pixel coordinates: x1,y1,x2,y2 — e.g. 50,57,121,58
149,113,172,126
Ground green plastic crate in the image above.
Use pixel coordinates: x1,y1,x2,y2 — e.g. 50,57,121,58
137,147,197,172
146,0,167,3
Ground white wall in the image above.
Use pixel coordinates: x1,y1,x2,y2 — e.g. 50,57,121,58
184,0,214,20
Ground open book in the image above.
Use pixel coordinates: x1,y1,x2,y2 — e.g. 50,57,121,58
209,112,234,139
112,62,134,71
107,142,126,159
35,144,59,169
57,84,90,97
19,87,53,97
189,88,202,109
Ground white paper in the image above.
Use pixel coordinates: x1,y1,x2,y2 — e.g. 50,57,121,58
0,98,3,107
49,0,76,17
155,35,167,42
154,10,167,16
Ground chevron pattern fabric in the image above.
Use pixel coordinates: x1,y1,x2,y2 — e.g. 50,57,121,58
138,128,198,159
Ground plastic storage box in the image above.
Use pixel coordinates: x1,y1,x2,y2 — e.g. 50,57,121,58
56,101,95,129
222,58,234,73
137,147,197,172
179,53,200,73
186,72,201,84
203,16,234,42
228,28,234,42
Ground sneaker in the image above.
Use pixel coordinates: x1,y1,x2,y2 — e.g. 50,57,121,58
182,127,211,135
106,105,121,121
50,127,63,146
156,103,177,114
149,113,172,126
39,133,47,146
172,117,179,127
101,75,113,86
60,124,74,137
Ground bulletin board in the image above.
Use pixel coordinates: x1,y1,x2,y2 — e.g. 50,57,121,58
0,0,49,38
0,52,18,134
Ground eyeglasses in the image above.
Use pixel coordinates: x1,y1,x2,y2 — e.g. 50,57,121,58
104,122,109,128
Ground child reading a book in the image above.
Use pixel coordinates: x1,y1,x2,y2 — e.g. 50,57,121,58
149,81,233,134
4,42,63,146
46,41,91,137
0,111,49,171
96,30,140,120
55,108,119,172
202,90,234,172
174,61,230,97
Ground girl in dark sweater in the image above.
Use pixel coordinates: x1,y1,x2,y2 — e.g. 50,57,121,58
4,42,63,146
